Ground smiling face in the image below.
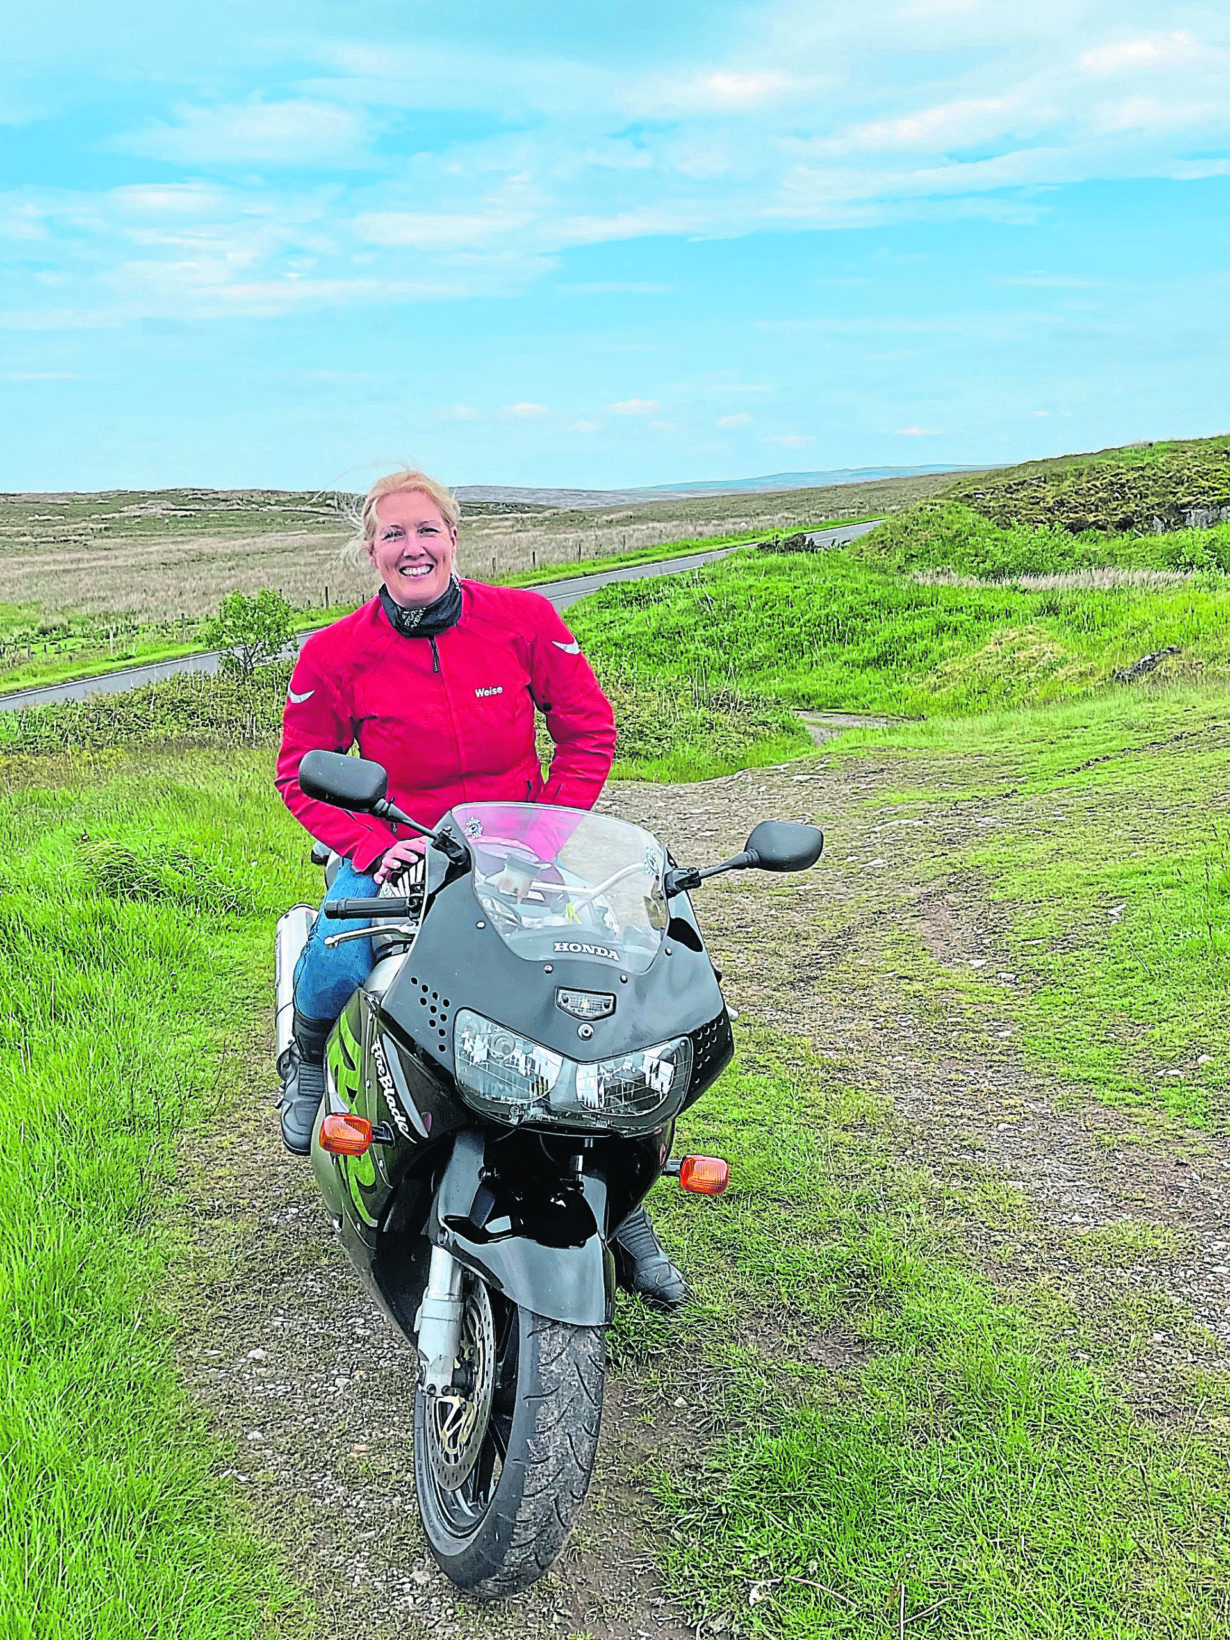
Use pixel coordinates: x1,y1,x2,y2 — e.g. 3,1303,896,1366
368,488,459,608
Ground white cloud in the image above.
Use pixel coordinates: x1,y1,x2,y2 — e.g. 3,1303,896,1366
896,425,944,435
848,97,1012,153
609,398,660,414
705,72,795,106
110,184,227,216
11,3,1230,334
764,433,814,448
112,99,369,166
436,404,481,421
717,413,752,428
507,402,549,417
626,67,822,119
1080,32,1202,76
570,420,601,432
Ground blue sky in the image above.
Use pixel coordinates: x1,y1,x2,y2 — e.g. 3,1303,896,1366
2,0,1229,491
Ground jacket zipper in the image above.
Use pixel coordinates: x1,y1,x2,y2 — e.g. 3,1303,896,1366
429,636,440,674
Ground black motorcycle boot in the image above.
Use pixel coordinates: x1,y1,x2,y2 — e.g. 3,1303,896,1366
278,1009,332,1155
612,1205,690,1311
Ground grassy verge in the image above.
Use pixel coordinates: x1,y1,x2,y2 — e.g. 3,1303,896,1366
568,548,1230,716
0,660,812,782
493,518,878,588
630,1022,1230,1639
0,748,315,1638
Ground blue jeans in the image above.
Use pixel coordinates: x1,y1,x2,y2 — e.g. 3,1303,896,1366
293,861,380,1025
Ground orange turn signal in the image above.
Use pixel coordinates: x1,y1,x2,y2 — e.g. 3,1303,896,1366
678,1155,730,1195
319,1113,374,1156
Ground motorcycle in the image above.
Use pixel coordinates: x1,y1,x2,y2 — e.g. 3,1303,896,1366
273,748,823,1598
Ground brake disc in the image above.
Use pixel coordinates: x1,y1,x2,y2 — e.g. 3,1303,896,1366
425,1275,497,1491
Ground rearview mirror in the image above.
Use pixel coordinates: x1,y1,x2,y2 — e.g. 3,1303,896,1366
743,819,824,874
299,750,389,813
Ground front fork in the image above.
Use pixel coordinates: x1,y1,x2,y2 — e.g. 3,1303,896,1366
415,1244,464,1395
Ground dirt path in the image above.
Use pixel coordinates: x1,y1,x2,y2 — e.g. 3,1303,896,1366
175,752,1230,1639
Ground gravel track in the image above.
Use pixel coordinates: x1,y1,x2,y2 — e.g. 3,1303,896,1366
174,747,1230,1637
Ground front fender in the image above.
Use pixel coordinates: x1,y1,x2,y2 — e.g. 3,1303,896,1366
429,1131,614,1327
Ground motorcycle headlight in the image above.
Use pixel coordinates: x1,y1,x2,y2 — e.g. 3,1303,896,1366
574,1039,693,1116
454,1010,692,1127
454,1011,563,1109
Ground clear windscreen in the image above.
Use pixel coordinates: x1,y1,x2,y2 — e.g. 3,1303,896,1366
448,803,668,975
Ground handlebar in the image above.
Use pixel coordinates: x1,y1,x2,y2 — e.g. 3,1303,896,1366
323,897,417,919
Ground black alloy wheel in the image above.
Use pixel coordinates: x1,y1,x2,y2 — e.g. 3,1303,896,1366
412,1272,604,1599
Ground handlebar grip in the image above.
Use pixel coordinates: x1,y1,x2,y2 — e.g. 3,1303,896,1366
323,897,414,919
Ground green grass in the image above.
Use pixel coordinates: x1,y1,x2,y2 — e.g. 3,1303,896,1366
859,500,1230,579
568,546,1230,718
637,1028,1230,1638
6,662,1229,1634
495,517,878,588
0,749,314,1639
0,659,813,783
0,532,779,694
825,684,1230,1133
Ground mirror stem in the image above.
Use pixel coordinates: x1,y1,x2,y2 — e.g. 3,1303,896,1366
664,851,753,897
373,799,469,865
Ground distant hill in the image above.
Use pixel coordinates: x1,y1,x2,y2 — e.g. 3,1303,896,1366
455,464,981,511
635,465,981,496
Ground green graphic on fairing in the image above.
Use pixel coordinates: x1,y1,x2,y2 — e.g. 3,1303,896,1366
329,1010,377,1217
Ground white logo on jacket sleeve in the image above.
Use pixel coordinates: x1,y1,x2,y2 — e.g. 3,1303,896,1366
554,640,581,654
287,688,315,704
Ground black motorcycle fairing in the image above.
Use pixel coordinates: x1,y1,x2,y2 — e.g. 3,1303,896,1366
381,873,726,1077
428,1131,615,1327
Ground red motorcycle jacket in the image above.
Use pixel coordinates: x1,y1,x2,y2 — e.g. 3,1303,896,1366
275,581,618,872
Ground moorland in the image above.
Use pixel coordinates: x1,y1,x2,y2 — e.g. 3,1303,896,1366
0,471,948,694
4,435,1230,1640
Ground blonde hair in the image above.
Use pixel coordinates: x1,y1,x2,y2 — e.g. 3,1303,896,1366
348,467,461,559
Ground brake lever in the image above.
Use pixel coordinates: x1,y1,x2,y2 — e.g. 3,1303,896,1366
324,923,418,949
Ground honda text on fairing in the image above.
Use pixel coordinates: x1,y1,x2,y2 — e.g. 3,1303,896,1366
273,748,823,1598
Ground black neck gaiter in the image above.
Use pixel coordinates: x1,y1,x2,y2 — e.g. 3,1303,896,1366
379,576,463,640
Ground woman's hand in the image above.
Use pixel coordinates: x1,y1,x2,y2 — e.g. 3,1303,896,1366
374,836,427,885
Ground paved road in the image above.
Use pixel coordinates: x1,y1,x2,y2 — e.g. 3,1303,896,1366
0,520,879,713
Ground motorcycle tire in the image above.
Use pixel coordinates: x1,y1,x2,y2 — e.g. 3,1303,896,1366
413,1276,604,1599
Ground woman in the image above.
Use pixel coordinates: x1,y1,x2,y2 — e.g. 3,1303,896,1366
274,467,686,1308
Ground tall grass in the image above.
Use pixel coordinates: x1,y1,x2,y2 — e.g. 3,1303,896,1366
568,548,1230,717
860,501,1230,579
0,750,312,1638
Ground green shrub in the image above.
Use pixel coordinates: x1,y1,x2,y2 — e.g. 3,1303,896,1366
201,589,296,680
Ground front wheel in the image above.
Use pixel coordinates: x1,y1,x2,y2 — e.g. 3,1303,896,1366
413,1271,605,1598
